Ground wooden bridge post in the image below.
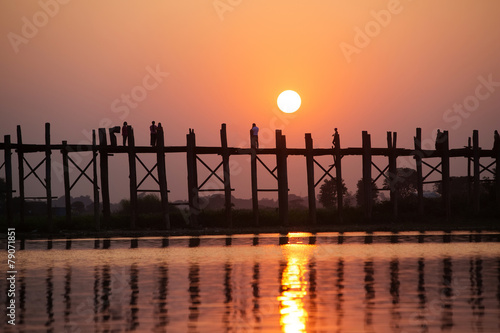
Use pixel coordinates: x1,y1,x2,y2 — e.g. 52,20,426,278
92,130,100,231
220,124,232,228
4,135,13,226
186,129,199,226
334,132,343,223
362,131,372,221
414,128,424,217
45,123,53,232
467,137,472,206
472,130,480,213
250,129,259,226
128,127,137,229
441,131,451,222
495,133,500,209
98,128,111,227
156,126,170,230
305,133,316,225
387,132,398,221
16,126,25,227
62,140,71,224
276,130,288,226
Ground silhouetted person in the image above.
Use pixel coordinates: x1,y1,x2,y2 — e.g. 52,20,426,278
332,128,340,165
332,128,339,147
122,122,129,146
150,121,157,147
435,129,444,153
493,130,499,157
157,122,163,145
251,123,259,148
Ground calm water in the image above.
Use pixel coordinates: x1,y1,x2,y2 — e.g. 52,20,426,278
2,232,500,332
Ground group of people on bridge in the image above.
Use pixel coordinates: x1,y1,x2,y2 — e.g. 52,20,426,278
118,121,164,147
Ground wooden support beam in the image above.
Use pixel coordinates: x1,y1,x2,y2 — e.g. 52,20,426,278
186,129,199,227
156,126,170,230
62,140,71,224
16,126,25,227
98,128,111,228
362,131,372,222
387,131,398,221
92,130,100,231
128,127,137,229
4,135,13,226
472,130,480,213
414,128,424,217
250,129,259,226
305,133,316,225
45,123,53,232
220,124,232,228
334,130,343,223
441,131,451,222
276,130,288,226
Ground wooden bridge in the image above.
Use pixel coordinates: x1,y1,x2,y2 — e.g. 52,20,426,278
1,123,499,231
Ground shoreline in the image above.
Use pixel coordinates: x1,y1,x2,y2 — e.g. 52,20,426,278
5,222,500,240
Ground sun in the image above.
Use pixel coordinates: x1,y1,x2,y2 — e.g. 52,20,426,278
277,90,301,113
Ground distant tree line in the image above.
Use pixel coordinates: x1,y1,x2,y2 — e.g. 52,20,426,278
318,168,421,208
0,167,497,218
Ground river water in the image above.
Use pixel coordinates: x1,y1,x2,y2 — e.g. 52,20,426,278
2,232,500,332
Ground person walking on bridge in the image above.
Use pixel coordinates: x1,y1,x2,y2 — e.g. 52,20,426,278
251,123,259,148
150,121,158,147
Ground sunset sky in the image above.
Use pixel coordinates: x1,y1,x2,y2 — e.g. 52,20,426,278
1,0,499,202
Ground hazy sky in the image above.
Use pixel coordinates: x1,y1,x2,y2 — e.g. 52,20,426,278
1,0,499,202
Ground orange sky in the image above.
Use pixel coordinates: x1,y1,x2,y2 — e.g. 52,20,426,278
1,0,500,201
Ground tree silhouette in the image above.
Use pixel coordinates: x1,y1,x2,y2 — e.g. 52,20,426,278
355,179,379,207
318,178,347,208
383,167,417,200
119,194,162,214
71,201,85,215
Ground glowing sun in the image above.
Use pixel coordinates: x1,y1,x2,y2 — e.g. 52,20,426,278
277,90,301,113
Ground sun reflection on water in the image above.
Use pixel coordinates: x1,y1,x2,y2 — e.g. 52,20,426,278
278,243,313,333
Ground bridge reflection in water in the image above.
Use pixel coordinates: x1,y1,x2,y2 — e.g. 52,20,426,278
1,232,500,332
